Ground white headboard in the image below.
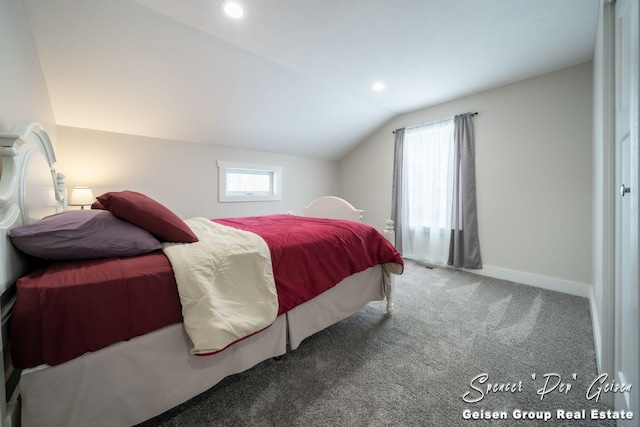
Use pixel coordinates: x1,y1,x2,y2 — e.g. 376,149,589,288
0,122,66,293
0,122,65,426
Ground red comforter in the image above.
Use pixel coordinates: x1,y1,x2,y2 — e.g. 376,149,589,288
214,215,403,314
11,215,402,368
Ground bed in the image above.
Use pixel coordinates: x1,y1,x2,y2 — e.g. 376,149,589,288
0,122,403,427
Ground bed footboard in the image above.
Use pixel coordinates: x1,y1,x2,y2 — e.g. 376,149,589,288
304,196,399,315
383,219,396,314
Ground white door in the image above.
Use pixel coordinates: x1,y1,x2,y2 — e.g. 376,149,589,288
614,0,639,422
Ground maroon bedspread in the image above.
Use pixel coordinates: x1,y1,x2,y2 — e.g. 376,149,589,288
214,215,403,314
11,215,402,369
11,252,181,369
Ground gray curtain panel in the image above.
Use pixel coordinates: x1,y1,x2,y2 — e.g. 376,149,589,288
391,128,405,251
448,113,482,268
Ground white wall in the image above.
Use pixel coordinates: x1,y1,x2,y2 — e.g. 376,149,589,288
340,62,593,290
0,0,56,138
0,0,338,222
1,0,595,294
0,0,340,228
56,126,338,219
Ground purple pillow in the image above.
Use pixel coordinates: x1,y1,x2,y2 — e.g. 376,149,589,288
8,210,162,260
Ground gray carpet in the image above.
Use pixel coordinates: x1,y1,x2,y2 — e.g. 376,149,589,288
139,261,615,426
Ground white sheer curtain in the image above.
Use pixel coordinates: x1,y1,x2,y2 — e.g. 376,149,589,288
399,118,454,265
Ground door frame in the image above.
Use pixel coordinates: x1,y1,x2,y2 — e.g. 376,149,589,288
613,0,640,419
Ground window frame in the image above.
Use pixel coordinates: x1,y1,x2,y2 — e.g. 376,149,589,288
217,161,283,202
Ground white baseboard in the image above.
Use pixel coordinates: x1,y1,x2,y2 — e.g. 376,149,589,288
460,264,592,298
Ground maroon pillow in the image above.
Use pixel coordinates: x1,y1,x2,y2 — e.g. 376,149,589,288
91,200,106,210
97,191,198,243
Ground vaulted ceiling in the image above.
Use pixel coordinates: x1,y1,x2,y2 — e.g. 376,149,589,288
24,0,599,160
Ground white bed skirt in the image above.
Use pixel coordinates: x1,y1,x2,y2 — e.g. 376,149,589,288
19,266,389,427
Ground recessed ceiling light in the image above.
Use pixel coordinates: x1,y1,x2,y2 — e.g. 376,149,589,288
222,1,244,19
372,82,385,91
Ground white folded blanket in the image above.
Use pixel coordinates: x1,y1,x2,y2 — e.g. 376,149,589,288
162,217,278,355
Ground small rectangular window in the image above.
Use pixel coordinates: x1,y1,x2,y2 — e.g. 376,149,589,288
218,161,282,202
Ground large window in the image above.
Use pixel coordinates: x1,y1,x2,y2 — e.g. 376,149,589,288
217,161,282,202
404,118,454,230
396,113,481,268
400,117,455,264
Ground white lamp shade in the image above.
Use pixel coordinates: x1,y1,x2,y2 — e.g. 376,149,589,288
69,186,95,207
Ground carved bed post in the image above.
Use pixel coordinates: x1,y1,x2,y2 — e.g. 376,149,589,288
383,219,396,314
0,122,65,427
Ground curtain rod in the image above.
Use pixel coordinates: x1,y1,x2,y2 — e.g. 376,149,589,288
392,111,478,134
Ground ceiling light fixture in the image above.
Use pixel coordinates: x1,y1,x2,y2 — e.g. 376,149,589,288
372,82,385,91
222,1,244,19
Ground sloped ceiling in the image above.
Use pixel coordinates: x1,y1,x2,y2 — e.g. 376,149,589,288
24,0,599,160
